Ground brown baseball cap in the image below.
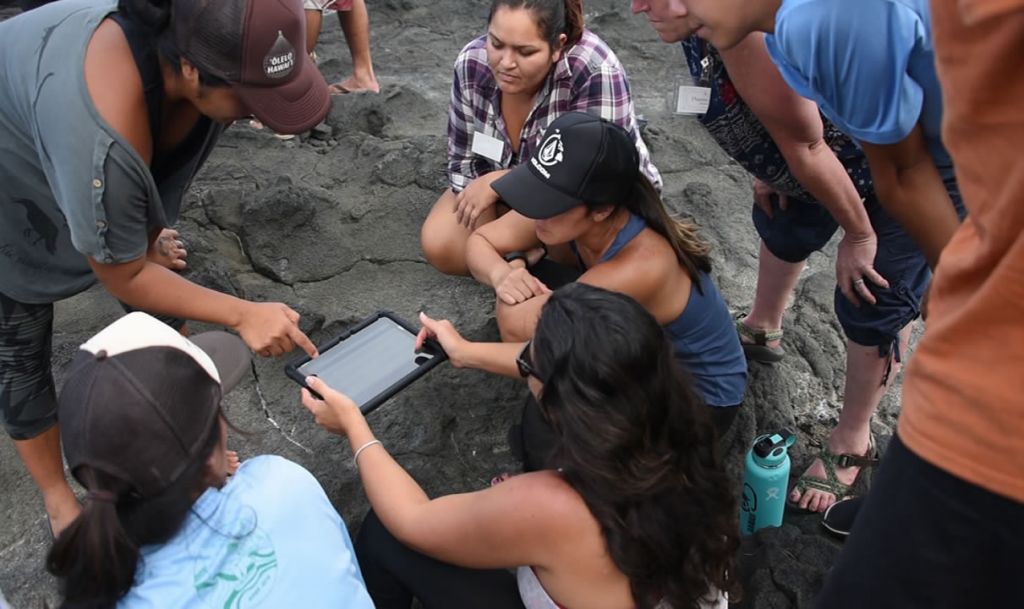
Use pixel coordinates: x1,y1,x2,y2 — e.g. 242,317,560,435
173,0,330,134
58,313,251,499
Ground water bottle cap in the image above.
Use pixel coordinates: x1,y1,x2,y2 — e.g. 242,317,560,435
752,429,796,465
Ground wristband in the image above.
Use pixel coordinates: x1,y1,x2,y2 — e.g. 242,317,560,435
503,251,529,265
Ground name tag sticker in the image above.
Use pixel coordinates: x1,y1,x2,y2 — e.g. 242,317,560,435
471,131,505,162
675,85,711,115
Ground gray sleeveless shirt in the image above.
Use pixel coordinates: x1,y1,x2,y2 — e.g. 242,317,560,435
0,0,223,303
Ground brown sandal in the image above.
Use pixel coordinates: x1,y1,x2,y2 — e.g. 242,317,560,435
735,318,785,363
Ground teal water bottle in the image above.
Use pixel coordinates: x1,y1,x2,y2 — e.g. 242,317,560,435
740,429,796,535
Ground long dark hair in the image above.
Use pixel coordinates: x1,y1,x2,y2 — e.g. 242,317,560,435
533,284,740,609
116,0,228,86
46,416,223,609
488,0,585,48
589,176,712,284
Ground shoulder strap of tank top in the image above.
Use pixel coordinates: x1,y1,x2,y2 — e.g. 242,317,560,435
600,213,647,262
109,12,163,151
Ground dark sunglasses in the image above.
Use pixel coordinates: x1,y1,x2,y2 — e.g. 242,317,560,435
516,340,544,382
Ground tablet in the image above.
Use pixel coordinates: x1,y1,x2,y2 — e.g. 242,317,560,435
285,311,447,414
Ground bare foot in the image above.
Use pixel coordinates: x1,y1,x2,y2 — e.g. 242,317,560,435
789,433,872,513
148,228,188,271
329,74,380,94
226,450,241,477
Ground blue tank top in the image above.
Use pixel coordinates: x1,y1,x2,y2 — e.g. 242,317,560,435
574,214,748,407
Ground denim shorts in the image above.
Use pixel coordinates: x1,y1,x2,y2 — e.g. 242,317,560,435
752,177,964,355
0,291,184,440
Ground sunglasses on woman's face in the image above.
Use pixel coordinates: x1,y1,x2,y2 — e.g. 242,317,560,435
516,340,544,382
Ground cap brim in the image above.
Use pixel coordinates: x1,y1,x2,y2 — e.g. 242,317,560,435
492,163,582,220
190,332,251,394
236,53,330,134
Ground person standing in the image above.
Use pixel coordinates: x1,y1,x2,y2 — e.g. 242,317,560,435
814,1,1024,606
629,0,950,513
634,0,966,515
304,0,380,94
0,0,326,535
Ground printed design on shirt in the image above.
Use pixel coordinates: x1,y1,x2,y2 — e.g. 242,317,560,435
12,198,58,254
263,31,296,80
193,526,278,609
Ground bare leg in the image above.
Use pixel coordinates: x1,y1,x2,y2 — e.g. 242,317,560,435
333,0,379,93
421,189,498,276
14,425,80,536
305,9,323,56
742,241,805,349
790,325,913,512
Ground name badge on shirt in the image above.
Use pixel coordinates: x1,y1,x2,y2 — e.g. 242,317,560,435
674,85,711,115
471,131,505,163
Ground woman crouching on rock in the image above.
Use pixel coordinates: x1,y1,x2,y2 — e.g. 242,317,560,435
420,0,661,275
468,112,746,442
47,313,374,609
302,283,739,609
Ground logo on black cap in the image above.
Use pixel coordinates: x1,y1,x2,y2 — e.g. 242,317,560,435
532,130,564,179
263,31,296,79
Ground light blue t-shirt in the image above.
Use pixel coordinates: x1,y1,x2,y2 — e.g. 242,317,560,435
765,0,952,171
118,456,374,609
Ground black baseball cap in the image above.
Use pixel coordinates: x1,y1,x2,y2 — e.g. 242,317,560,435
58,313,251,499
171,0,330,133
492,112,640,219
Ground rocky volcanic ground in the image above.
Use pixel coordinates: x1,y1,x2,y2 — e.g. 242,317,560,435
0,1,913,607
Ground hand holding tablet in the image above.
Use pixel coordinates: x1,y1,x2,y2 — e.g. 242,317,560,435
286,312,447,414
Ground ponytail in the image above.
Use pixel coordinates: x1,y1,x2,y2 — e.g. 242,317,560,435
47,473,141,609
47,419,222,609
626,177,712,284
488,0,585,49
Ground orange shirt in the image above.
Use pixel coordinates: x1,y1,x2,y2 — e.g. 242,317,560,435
899,0,1024,502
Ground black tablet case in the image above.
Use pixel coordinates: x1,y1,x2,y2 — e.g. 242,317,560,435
285,311,447,414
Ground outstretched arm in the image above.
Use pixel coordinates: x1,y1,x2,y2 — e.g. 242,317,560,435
89,256,316,357
415,312,523,379
301,378,574,570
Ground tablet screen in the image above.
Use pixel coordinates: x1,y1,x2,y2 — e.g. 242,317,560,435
297,317,435,407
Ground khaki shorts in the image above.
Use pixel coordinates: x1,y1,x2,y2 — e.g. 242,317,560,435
303,0,353,12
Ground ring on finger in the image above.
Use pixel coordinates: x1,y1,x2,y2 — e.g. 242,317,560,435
853,278,866,286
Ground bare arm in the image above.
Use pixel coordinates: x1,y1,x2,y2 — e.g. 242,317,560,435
859,127,959,269
415,312,523,378
301,378,574,569
496,239,671,342
719,34,886,303
466,211,544,287
88,256,316,357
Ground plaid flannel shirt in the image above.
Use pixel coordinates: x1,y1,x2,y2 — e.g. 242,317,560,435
446,29,662,193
